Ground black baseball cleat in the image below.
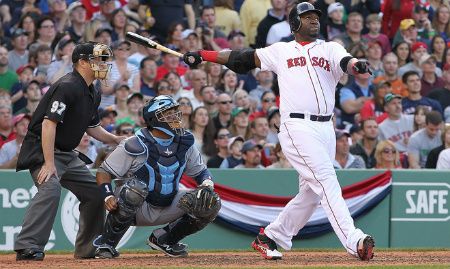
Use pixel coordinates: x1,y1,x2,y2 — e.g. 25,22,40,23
357,235,375,261
251,228,283,260
93,235,120,259
147,233,188,257
16,248,45,261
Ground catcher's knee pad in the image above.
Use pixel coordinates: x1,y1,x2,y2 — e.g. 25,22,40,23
119,177,148,208
98,179,148,248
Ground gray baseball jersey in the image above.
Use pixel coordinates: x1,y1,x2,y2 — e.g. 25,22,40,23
100,137,207,181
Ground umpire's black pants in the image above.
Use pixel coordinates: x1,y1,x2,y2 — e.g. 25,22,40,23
14,150,104,258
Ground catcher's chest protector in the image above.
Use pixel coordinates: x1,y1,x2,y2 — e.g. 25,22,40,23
134,130,194,207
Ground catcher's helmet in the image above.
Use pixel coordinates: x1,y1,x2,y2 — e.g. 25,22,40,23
289,2,322,33
142,95,184,136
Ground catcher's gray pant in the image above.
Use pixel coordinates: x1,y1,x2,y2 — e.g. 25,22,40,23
135,189,189,226
14,150,104,258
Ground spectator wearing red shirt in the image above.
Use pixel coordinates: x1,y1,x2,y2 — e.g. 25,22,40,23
360,81,390,124
382,0,415,40
0,105,16,149
155,47,188,82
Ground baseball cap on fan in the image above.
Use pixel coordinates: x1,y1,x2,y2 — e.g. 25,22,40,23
227,136,244,151
66,1,85,15
411,42,428,53
241,140,263,153
399,19,416,31
418,53,437,66
182,29,198,39
95,28,112,38
327,3,344,15
11,28,28,39
231,107,250,118
228,30,245,41
13,113,32,126
383,93,402,104
335,129,350,140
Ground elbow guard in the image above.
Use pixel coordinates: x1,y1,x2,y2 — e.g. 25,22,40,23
225,49,257,74
340,56,353,73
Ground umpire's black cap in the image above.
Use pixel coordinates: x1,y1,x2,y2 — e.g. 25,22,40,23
72,42,94,63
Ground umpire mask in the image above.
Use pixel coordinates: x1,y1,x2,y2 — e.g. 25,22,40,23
89,43,113,80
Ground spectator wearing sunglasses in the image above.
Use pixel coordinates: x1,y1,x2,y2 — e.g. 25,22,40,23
374,140,401,169
155,79,173,97
207,127,231,168
249,91,277,122
115,122,135,137
204,92,232,152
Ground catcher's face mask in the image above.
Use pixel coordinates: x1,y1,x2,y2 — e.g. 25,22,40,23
87,43,113,80
156,105,184,135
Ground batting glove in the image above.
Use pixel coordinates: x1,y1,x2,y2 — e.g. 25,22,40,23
183,51,203,68
352,60,372,75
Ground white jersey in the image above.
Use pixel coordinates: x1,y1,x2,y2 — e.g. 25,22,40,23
256,40,350,123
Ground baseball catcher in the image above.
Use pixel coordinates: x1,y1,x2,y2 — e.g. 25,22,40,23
93,95,221,258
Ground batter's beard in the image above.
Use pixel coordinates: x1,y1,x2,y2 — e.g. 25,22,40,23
309,29,320,38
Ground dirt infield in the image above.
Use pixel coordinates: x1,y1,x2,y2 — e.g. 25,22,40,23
2,250,450,269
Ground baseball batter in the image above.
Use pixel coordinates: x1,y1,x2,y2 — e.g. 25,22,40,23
183,2,374,261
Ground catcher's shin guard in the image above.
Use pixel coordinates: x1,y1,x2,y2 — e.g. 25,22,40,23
156,214,209,245
97,178,148,248
98,212,133,248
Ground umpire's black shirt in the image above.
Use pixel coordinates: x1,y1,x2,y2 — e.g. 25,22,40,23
28,69,101,151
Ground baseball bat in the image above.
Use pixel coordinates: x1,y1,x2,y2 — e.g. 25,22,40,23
125,32,184,58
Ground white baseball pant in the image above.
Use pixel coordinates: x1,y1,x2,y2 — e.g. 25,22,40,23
264,118,365,257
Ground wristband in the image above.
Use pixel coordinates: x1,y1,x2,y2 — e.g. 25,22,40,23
100,183,114,200
199,50,219,62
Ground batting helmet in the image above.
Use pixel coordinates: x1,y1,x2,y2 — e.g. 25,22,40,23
288,2,322,33
142,95,184,136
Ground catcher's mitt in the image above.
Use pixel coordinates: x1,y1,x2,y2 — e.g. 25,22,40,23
177,186,221,220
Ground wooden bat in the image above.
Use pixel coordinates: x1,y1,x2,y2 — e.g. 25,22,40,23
125,32,184,58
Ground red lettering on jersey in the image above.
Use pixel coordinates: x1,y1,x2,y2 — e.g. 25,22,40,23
287,58,294,68
324,59,330,71
286,56,330,71
300,57,306,66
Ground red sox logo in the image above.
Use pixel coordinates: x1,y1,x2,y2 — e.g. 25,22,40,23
287,56,331,72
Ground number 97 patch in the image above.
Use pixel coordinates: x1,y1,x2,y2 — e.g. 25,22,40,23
50,101,66,115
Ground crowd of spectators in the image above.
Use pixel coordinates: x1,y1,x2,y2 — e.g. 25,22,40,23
0,0,449,170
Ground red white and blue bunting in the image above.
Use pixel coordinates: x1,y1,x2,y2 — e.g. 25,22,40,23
180,171,392,238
